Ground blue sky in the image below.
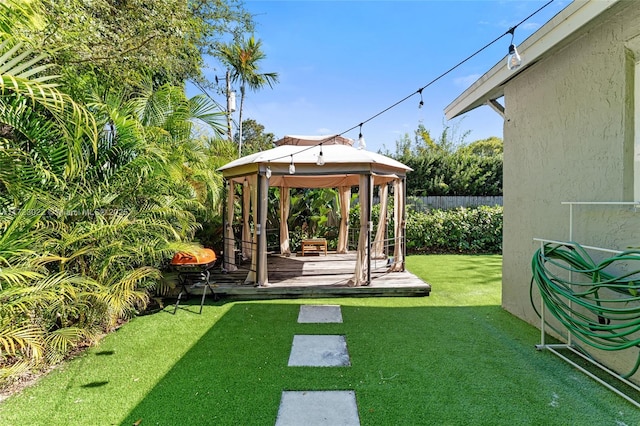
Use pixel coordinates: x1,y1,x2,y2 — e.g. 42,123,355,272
196,0,569,153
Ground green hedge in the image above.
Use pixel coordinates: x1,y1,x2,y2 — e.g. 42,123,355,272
406,205,502,253
401,151,503,196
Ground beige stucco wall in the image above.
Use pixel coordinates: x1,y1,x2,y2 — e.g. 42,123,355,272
502,2,640,381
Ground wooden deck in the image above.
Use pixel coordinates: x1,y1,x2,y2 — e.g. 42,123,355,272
168,252,430,300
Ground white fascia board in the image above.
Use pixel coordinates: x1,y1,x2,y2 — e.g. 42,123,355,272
444,0,620,120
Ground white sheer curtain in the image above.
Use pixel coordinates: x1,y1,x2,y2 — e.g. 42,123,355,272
279,186,291,256
349,175,370,286
337,186,351,254
372,184,388,259
389,178,405,272
257,174,269,286
244,175,259,284
223,180,237,272
242,179,251,260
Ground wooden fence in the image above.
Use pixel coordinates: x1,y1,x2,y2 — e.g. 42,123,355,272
406,195,503,212
369,195,503,212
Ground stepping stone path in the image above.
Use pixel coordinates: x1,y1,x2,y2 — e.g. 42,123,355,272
297,304,343,323
275,304,361,426
275,391,359,426
288,335,350,367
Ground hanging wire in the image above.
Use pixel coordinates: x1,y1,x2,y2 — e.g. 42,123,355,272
192,80,241,130
260,0,555,163
508,26,516,44
337,0,553,137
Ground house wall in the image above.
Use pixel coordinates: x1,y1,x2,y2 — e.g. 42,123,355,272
502,2,640,381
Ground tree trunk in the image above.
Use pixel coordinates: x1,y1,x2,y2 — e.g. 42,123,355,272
238,84,245,157
226,69,233,144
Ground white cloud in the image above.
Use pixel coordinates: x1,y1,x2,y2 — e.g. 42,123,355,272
454,74,482,88
520,22,540,31
291,97,315,109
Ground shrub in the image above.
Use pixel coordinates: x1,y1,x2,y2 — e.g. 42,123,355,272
405,205,502,253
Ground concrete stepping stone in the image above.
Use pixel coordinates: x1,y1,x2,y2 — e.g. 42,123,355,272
275,390,360,426
297,304,343,323
288,335,350,367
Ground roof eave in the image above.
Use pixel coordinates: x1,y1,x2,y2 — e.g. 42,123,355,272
444,0,621,120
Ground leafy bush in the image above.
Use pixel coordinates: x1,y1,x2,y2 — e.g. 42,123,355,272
348,200,502,254
401,151,503,196
406,206,502,253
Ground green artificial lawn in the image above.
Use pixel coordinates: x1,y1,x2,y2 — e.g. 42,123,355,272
1,254,639,425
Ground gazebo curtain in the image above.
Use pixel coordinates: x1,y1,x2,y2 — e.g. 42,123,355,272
242,179,251,260
349,175,371,286
388,178,405,272
279,185,349,255
257,175,269,285
279,187,291,256
337,186,351,254
372,184,388,259
223,181,237,272
244,175,259,284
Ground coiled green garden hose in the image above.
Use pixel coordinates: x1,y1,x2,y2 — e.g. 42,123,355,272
531,242,640,378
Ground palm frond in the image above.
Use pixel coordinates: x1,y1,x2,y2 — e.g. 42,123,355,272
0,361,31,386
0,42,98,176
43,327,86,364
0,0,44,38
100,266,159,326
0,321,44,361
187,94,226,138
0,196,41,262
0,266,44,289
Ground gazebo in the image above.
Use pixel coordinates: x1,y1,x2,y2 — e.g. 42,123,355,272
218,135,411,287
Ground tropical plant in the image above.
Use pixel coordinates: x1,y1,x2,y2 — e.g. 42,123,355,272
0,40,98,204
0,198,107,384
17,0,253,92
216,35,278,156
0,0,237,385
234,118,276,155
287,188,341,250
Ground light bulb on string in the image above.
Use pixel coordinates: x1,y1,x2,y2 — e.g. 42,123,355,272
507,27,522,70
418,88,424,109
289,155,296,174
316,144,325,166
266,164,272,179
358,123,366,150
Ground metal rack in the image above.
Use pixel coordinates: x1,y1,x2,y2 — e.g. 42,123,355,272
532,201,640,408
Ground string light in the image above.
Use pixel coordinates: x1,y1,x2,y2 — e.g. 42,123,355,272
316,144,325,166
289,155,296,174
507,27,522,70
255,0,553,165
266,163,272,179
358,123,366,150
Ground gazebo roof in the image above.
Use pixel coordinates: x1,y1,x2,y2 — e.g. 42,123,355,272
219,135,412,187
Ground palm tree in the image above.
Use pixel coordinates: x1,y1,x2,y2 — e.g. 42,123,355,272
216,36,278,156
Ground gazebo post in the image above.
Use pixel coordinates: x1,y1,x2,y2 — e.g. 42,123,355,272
223,179,237,272
401,176,407,272
256,172,269,286
222,178,226,264
366,174,372,285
